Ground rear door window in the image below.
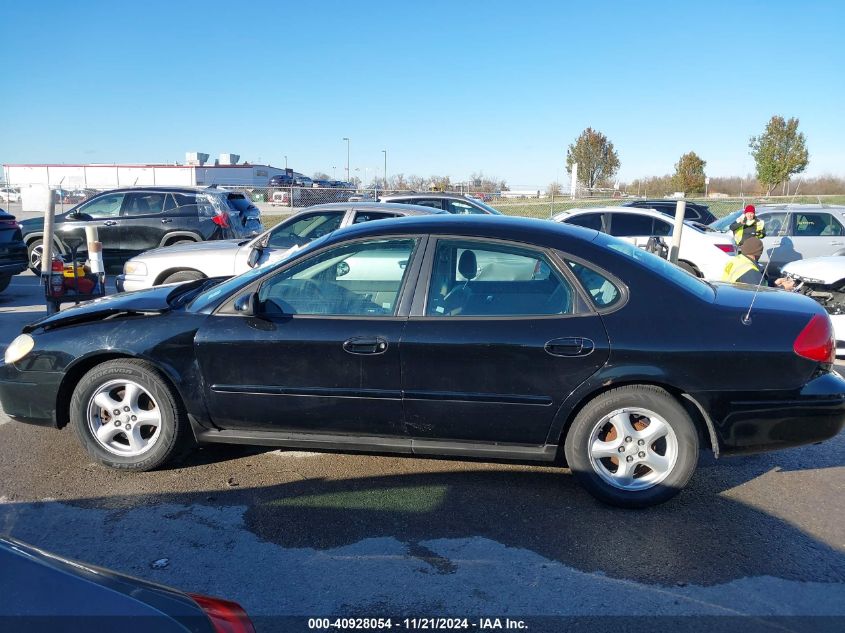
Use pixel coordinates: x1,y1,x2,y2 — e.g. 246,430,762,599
608,213,655,237
353,211,399,224
566,213,604,231
425,239,575,317
122,192,167,216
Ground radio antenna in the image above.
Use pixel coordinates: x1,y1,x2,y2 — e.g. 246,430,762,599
742,181,804,325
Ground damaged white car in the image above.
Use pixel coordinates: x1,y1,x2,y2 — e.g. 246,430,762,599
782,257,845,358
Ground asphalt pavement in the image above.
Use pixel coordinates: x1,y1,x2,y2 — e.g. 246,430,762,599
0,271,844,631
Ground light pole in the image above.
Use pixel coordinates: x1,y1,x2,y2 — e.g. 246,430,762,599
284,155,288,170
382,149,387,189
332,166,337,178
342,138,350,184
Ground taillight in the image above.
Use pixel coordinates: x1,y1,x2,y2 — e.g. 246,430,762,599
793,314,835,364
212,214,230,229
0,219,17,227
189,593,255,633
715,243,735,254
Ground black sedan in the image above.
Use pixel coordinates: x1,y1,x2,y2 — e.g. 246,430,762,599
1,536,255,632
1,215,844,507
0,206,28,292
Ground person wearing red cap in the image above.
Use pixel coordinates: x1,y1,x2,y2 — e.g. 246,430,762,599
729,204,766,247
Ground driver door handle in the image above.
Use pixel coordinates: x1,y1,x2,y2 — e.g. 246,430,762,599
102,220,118,226
161,218,173,224
545,337,594,357
343,336,389,355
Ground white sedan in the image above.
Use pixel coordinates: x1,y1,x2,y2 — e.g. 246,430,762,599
553,206,736,280
116,202,445,292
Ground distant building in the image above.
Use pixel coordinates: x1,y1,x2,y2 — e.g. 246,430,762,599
3,152,287,189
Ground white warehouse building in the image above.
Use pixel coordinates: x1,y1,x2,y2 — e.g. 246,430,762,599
3,152,287,189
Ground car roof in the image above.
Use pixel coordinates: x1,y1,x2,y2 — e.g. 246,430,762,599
85,186,224,195
624,199,708,208
295,202,450,216
380,192,477,201
757,204,845,213
317,214,589,248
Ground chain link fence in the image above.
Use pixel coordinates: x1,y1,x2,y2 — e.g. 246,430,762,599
3,178,845,222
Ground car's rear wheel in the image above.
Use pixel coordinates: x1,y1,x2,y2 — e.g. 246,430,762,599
161,270,204,284
70,359,191,471
564,385,698,508
27,239,45,274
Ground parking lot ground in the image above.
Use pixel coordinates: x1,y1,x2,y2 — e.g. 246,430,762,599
1,272,844,631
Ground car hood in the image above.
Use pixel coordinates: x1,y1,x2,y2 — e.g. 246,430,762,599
140,238,245,259
782,257,845,284
23,284,187,332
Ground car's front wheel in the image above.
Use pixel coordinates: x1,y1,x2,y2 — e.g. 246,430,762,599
564,385,699,508
161,270,204,284
70,359,191,471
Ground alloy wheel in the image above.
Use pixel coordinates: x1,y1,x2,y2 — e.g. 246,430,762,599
86,379,162,457
587,407,679,491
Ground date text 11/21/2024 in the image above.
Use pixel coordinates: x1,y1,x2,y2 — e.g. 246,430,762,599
307,618,528,630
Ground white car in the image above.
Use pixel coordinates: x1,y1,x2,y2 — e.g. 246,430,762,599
782,256,845,358
553,206,735,280
0,187,21,203
116,202,445,292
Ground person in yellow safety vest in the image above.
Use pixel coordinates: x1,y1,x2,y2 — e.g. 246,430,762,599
721,236,795,289
729,204,766,247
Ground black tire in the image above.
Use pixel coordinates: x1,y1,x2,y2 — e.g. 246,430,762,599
161,270,204,284
564,385,699,508
26,238,46,275
0,275,10,293
677,260,701,277
70,359,191,471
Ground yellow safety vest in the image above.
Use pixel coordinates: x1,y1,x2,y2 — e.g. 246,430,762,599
733,219,765,244
721,254,760,283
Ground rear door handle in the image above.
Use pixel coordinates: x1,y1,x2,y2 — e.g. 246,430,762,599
343,336,388,355
545,337,594,357
161,218,173,224
102,220,118,226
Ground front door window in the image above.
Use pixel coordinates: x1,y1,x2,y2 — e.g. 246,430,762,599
259,238,418,316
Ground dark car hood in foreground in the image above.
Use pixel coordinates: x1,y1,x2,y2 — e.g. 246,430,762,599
0,537,208,627
23,284,184,333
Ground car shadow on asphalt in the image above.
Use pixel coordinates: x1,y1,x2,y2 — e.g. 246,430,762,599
2,432,842,588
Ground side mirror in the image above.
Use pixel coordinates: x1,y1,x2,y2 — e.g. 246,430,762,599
234,292,259,316
247,247,262,268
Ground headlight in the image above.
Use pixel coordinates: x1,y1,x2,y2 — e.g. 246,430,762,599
4,334,35,364
123,261,147,276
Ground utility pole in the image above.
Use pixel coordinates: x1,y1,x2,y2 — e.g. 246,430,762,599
342,138,350,184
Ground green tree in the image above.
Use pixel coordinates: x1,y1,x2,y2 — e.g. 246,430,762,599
749,116,809,195
565,127,620,189
672,152,707,194
547,182,562,197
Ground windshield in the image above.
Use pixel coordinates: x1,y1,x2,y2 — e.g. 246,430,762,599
709,210,742,232
593,232,715,301
472,199,503,215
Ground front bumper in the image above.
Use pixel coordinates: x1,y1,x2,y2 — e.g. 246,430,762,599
0,361,63,427
708,371,845,455
114,274,150,293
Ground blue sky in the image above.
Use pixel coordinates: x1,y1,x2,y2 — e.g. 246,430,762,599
2,0,843,187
